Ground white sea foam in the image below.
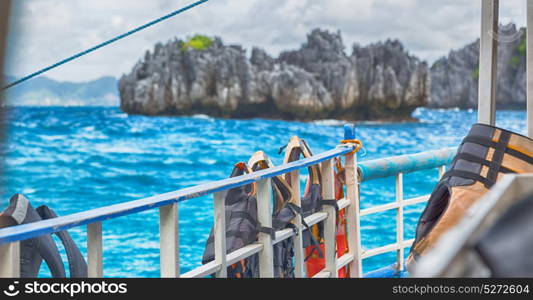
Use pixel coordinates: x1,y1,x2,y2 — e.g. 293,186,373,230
192,114,214,121
163,157,194,165
312,119,346,126
199,158,217,165
39,135,65,141
22,188,36,194
95,145,145,154
111,113,128,119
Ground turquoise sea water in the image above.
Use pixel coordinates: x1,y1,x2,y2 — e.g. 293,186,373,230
1,107,528,277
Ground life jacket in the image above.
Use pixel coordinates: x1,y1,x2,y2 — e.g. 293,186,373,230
202,162,259,277
333,157,349,278
202,160,298,278
0,194,88,278
248,151,300,278
282,136,348,277
407,124,533,268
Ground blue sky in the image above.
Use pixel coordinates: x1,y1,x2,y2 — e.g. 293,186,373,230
5,0,528,82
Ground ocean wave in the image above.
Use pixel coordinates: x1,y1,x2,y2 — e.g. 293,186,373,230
4,106,528,277
95,145,145,154
39,135,65,141
312,119,347,127
192,114,215,121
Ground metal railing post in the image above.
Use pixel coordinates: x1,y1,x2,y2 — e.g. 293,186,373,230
526,0,533,138
289,169,305,277
320,159,338,278
159,203,179,278
395,173,404,271
478,0,499,125
257,179,274,277
87,222,103,277
0,242,19,278
213,191,227,278
344,125,363,277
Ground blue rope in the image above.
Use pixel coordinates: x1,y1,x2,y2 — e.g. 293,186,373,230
2,0,209,91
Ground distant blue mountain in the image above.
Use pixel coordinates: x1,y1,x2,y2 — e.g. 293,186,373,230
2,75,119,106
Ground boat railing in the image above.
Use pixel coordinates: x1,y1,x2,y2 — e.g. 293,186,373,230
356,147,454,275
0,125,456,278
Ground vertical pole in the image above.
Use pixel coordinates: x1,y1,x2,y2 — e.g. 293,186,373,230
87,222,103,278
344,125,363,277
0,0,9,75
159,203,179,278
0,242,19,278
395,173,404,271
12,242,19,277
289,170,305,277
0,1,11,188
527,0,533,138
213,191,227,278
320,159,338,278
478,0,499,125
257,179,274,278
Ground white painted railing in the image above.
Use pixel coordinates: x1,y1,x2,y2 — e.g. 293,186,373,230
0,143,455,278
181,149,362,278
0,136,360,278
356,165,447,273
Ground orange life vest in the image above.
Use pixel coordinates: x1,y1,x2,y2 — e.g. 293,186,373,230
408,124,533,269
283,136,349,277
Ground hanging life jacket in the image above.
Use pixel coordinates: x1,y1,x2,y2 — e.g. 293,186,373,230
248,151,301,278
0,194,88,278
202,160,298,278
407,124,533,268
333,157,349,278
202,162,260,278
282,136,347,277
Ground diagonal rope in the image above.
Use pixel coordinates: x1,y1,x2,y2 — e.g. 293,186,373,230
1,0,209,91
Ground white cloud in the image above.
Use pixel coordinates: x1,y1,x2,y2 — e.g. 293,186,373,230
4,0,528,82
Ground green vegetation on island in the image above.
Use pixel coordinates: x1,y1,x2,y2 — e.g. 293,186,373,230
180,35,214,52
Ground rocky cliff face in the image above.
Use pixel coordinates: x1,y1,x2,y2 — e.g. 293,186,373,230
430,24,526,108
119,29,430,120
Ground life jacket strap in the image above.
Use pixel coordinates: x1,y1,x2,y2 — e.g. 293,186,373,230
272,203,301,230
278,144,288,155
486,131,511,186
453,152,515,174
319,199,339,212
303,239,324,261
257,226,276,240
442,170,495,188
36,206,88,278
463,135,533,165
286,203,301,214
454,130,531,188
301,218,324,260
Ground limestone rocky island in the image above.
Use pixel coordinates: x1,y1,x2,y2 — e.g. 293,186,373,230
119,29,430,121
430,24,527,109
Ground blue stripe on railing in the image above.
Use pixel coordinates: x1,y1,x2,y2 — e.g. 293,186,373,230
358,147,456,182
0,145,354,245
